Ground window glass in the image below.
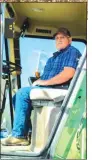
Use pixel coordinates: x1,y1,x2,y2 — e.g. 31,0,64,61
20,37,86,87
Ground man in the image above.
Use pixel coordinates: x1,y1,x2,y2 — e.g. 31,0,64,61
1,27,81,146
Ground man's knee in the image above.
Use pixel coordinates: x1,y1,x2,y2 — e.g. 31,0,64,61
17,87,31,96
16,86,40,98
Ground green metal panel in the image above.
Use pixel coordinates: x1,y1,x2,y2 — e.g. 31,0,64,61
53,73,86,159
66,112,86,159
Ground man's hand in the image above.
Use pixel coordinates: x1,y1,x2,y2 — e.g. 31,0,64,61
32,79,47,86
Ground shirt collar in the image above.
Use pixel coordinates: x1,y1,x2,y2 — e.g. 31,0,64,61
53,44,71,58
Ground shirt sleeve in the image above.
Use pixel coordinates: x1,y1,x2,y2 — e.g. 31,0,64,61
64,48,82,69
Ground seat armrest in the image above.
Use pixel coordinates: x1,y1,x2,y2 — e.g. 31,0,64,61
28,77,39,85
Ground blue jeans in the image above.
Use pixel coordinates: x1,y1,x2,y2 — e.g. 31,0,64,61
12,86,42,138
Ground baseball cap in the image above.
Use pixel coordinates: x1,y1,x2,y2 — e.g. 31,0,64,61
53,27,71,38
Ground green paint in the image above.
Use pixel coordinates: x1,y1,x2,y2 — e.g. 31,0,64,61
54,73,86,159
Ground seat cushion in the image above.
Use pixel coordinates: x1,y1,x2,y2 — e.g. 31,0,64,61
30,88,68,102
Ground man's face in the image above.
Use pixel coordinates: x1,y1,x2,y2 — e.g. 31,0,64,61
55,33,72,50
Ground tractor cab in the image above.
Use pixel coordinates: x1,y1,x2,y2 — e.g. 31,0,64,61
1,2,87,159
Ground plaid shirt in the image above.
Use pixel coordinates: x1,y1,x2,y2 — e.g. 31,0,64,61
41,44,81,80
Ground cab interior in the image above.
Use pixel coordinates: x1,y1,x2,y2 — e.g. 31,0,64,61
1,2,87,159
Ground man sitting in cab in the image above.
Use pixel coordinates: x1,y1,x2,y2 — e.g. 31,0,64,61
1,27,81,146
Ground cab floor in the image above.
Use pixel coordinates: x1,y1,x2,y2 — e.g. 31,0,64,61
1,144,31,153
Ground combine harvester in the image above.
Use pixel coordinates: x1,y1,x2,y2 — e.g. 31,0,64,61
0,2,87,159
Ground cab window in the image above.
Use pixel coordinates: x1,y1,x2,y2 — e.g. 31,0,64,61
20,37,86,87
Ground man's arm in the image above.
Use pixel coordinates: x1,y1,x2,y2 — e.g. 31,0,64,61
32,67,75,86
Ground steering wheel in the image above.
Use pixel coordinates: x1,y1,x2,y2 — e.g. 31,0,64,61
2,60,22,74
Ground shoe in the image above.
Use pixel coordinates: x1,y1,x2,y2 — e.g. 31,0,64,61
1,136,29,146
